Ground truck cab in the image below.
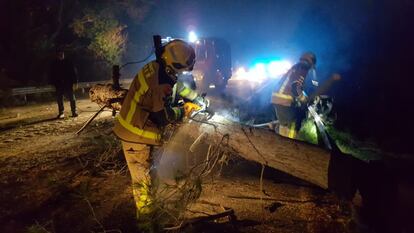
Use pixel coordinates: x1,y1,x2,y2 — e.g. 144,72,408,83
191,38,232,94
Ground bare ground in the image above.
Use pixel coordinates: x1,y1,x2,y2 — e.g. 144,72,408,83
0,99,356,233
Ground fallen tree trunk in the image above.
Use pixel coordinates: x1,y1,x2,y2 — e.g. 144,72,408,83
89,84,127,111
89,84,353,191
181,114,334,189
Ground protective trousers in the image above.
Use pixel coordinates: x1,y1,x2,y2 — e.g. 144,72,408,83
274,104,305,139
121,141,159,231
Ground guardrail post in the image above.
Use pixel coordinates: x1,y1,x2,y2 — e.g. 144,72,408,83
112,65,120,89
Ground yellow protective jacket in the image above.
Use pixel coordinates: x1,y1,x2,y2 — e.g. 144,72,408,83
114,61,196,145
271,63,310,107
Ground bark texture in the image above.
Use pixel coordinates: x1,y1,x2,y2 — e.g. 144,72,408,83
182,114,332,189
89,84,127,111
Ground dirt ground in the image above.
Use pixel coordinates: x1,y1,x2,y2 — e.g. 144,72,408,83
0,98,357,233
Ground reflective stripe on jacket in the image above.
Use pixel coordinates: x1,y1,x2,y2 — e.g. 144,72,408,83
113,61,177,145
271,63,310,107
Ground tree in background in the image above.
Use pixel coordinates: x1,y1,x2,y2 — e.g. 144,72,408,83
0,0,154,86
71,8,127,65
71,0,155,67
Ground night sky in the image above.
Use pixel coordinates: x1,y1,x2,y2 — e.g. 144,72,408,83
134,1,383,72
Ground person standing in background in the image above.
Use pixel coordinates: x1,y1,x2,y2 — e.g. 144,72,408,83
49,48,78,118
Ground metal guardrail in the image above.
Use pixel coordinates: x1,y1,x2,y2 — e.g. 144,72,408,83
6,79,133,97
10,86,55,96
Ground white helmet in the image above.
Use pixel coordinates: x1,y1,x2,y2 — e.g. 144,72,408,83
161,40,196,79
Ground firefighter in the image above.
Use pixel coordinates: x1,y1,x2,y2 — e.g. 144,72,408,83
113,39,207,231
271,52,317,139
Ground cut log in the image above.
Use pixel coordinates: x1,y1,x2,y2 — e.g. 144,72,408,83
181,114,333,189
89,84,127,111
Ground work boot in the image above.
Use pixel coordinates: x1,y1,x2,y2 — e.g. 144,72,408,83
71,112,78,118
57,113,65,119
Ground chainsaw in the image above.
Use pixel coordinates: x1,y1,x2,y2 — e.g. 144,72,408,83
186,97,214,121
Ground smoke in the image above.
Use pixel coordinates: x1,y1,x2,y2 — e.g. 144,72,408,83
156,127,193,182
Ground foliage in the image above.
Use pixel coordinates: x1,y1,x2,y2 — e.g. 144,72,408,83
71,9,127,64
298,117,382,161
0,0,153,85
147,135,230,230
70,0,154,65
326,126,382,161
298,118,319,145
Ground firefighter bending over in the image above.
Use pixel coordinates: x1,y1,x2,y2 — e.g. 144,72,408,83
271,52,317,139
113,39,207,231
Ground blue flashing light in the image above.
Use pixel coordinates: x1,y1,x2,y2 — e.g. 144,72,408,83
247,60,291,80
188,31,198,43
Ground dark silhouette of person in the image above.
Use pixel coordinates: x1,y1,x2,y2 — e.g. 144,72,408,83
49,49,78,118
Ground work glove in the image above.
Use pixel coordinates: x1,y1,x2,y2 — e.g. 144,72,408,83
193,95,209,110
294,94,308,108
184,102,202,118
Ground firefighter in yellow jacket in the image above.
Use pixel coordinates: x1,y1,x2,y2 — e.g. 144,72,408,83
113,39,207,230
271,52,318,139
